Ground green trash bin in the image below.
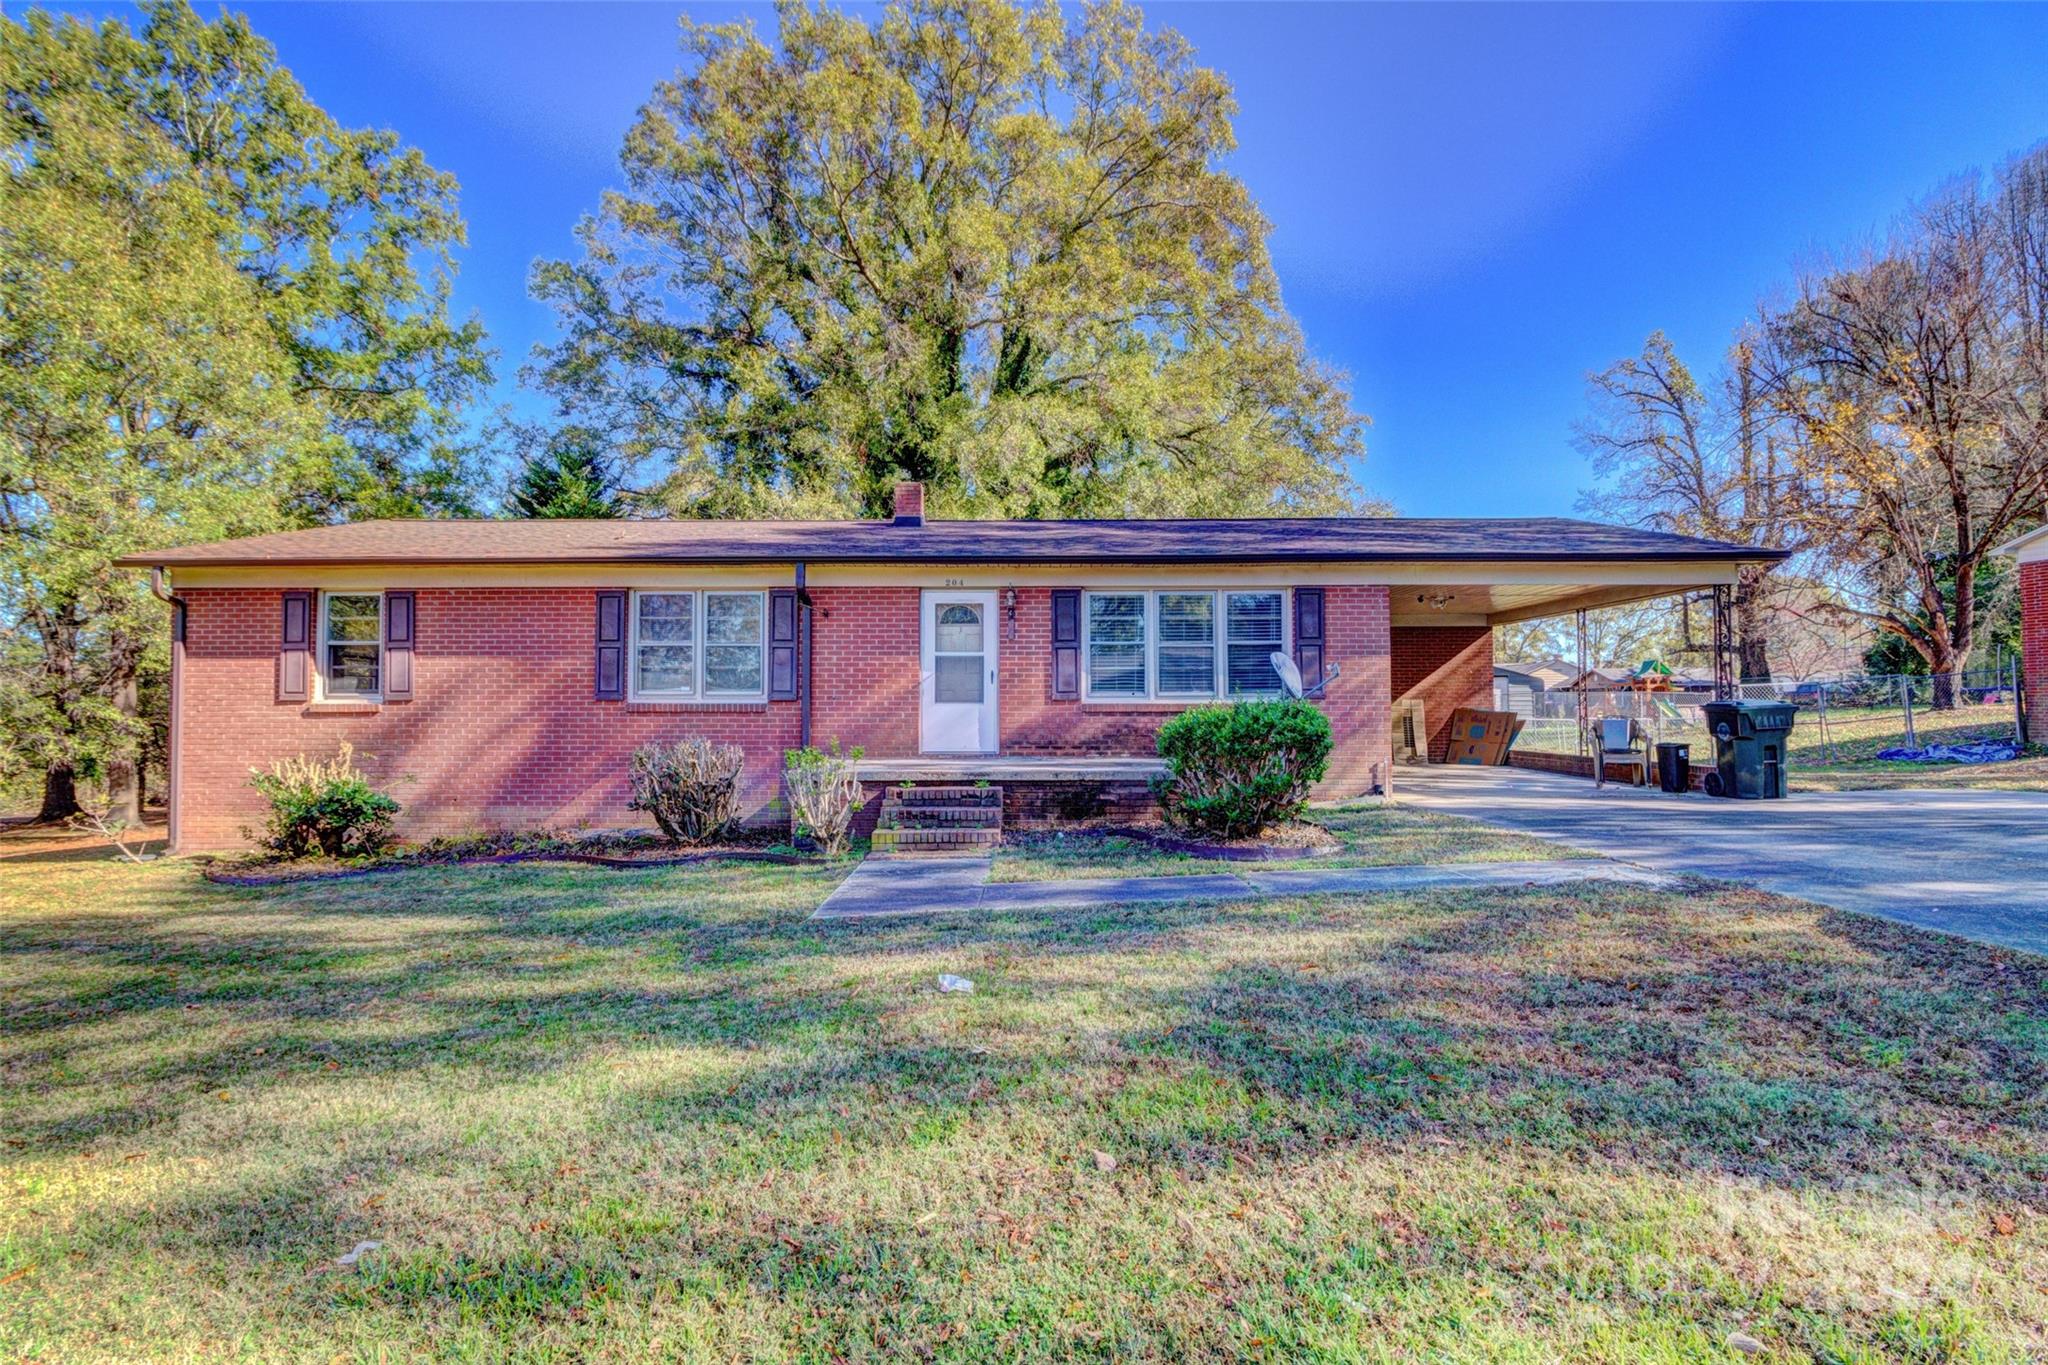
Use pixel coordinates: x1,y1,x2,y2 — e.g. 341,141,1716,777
1699,700,1797,799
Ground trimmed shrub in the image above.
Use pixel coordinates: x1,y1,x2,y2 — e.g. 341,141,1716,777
1155,700,1333,839
630,738,743,845
783,739,866,856
248,742,399,858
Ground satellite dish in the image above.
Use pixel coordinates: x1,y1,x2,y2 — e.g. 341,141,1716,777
1269,650,1339,699
1270,651,1304,698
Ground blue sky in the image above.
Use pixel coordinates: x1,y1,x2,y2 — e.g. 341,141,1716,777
49,2,2048,515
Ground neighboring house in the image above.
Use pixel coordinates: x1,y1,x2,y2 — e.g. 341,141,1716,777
120,483,1784,851
1492,658,1579,715
1997,524,2047,739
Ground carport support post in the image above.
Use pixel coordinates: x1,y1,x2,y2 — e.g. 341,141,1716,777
1575,608,1589,757
1711,585,1734,700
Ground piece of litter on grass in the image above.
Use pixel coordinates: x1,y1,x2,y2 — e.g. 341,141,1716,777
937,974,974,994
1726,1331,1764,1355
334,1240,382,1268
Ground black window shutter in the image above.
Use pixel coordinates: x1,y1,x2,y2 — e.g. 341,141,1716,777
1050,589,1081,700
595,590,626,700
383,591,416,701
278,591,312,702
768,588,799,701
1293,587,1325,693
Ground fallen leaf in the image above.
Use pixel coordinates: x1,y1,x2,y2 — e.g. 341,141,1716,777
0,1266,34,1287
1091,1150,1118,1173
1992,1212,2017,1236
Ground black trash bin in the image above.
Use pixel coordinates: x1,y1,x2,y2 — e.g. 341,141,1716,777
1654,741,1691,793
1699,700,1797,799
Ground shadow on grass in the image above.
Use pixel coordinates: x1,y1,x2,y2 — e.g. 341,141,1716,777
6,854,2046,1351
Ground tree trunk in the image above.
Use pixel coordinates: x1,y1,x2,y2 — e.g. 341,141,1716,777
1734,567,1772,683
37,764,81,824
105,675,143,829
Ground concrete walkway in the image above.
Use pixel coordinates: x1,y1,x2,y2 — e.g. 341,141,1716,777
1398,764,2048,956
810,853,1672,920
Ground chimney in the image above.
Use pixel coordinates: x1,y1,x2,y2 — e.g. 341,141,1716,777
892,481,925,527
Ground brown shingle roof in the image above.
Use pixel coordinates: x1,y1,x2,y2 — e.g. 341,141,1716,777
117,516,1787,568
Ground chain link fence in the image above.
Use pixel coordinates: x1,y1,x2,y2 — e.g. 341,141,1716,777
1503,665,2028,769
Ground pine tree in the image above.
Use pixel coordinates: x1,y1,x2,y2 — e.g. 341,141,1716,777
509,442,621,519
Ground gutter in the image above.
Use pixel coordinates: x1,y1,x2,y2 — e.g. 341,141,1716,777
148,568,186,855
795,561,813,749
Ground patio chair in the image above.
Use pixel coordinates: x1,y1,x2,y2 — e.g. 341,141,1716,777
1592,716,1651,789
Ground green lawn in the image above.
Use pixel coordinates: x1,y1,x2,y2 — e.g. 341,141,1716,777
3,850,2045,1361
1787,704,2045,793
991,802,1584,883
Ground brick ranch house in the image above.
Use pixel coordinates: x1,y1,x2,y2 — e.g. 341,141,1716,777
2000,523,2047,740
121,483,1784,852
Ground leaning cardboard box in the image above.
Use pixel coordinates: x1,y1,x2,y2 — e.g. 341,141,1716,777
1444,707,1525,765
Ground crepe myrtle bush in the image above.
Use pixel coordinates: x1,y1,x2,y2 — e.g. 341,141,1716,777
1155,700,1333,839
629,737,743,845
783,739,865,856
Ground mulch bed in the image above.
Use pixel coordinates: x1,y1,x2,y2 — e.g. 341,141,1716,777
201,834,813,886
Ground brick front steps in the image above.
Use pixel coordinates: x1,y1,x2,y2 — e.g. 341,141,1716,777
870,785,1003,855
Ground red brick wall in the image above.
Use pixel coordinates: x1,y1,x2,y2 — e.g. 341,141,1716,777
808,587,920,757
2024,560,2046,742
998,585,1391,800
176,586,804,850
1510,748,1706,790
1390,625,1494,761
173,581,1401,849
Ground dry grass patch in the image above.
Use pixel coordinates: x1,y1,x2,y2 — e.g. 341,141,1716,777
2,849,2044,1361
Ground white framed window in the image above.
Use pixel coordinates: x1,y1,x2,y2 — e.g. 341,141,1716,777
320,592,382,699
630,589,766,700
1081,589,1290,701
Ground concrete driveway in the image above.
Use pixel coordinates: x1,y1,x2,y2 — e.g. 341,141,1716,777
1397,764,2048,956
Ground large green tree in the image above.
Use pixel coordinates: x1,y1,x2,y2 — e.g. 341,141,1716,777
1,2,492,820
531,0,1369,519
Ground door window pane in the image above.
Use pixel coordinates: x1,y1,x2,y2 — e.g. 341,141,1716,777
934,603,983,654
1226,592,1285,696
1156,593,1216,696
935,654,984,703
1086,594,1147,697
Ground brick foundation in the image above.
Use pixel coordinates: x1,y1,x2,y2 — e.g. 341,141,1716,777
1508,748,1710,790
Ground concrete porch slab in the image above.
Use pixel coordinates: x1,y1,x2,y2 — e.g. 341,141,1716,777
853,756,1167,784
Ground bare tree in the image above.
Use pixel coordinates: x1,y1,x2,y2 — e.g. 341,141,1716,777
1769,146,2048,702
1576,332,1810,681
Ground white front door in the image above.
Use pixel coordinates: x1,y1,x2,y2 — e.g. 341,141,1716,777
919,590,999,753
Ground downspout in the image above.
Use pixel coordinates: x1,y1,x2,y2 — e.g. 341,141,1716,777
149,567,186,854
795,562,813,749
